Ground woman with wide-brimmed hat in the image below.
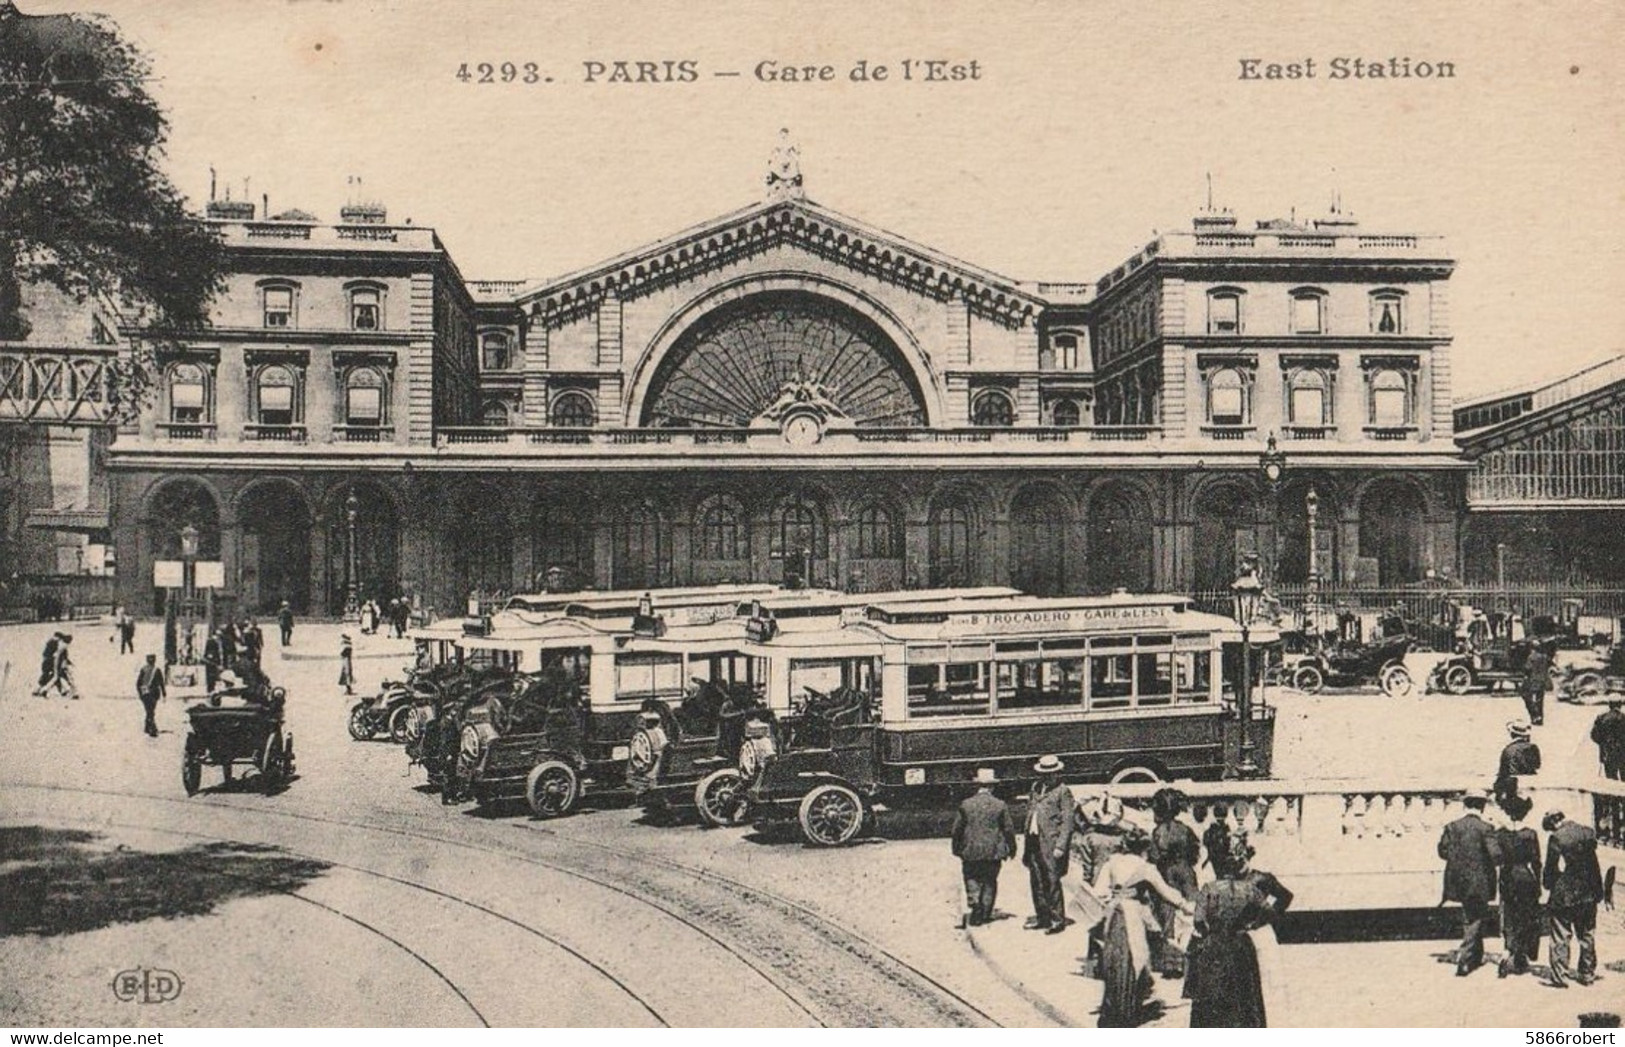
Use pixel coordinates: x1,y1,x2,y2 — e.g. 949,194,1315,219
1091,828,1193,1027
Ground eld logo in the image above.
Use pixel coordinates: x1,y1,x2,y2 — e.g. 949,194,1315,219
111,968,183,1004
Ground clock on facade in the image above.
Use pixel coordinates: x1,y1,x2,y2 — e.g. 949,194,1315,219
781,411,824,447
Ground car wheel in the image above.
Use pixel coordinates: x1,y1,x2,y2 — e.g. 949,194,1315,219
1291,664,1325,694
348,703,372,741
694,769,749,828
1571,672,1605,698
1442,664,1473,695
525,760,580,819
260,729,285,791
1109,764,1164,785
388,705,413,744
182,753,202,796
1380,664,1413,698
797,783,865,847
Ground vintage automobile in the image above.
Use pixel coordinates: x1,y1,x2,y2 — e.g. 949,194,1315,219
744,592,1278,846
1397,601,1599,696
624,587,1021,825
348,672,427,742
182,681,294,796
1284,609,1415,695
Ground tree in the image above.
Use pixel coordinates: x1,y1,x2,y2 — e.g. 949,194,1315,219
0,1,223,413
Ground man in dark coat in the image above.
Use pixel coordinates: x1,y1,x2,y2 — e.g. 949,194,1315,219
951,768,1016,926
1542,810,1604,987
1495,718,1541,802
136,654,165,738
1521,641,1553,726
1437,788,1501,975
277,600,295,646
1591,698,1625,780
202,628,224,691
218,622,238,668
1494,793,1541,978
1022,754,1075,933
32,633,61,696
241,619,264,668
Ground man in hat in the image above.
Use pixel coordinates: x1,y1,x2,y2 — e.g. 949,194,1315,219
1495,719,1541,802
1591,698,1625,780
202,628,224,692
339,633,355,695
32,632,62,697
135,653,165,737
1023,754,1075,933
951,768,1016,926
1521,640,1554,726
277,600,295,646
1437,787,1502,976
1542,809,1603,988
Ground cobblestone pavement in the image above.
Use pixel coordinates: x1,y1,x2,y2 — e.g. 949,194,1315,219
0,619,1620,1027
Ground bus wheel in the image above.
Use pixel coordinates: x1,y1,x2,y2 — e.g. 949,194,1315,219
798,784,865,847
525,760,580,819
694,769,750,828
1108,764,1163,785
1291,664,1325,694
1379,664,1413,698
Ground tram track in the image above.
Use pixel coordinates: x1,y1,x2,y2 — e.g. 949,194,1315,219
1,779,1003,1027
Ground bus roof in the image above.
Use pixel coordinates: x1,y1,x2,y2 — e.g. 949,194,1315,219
851,596,1269,643
503,583,779,614
864,591,1194,625
743,586,1022,620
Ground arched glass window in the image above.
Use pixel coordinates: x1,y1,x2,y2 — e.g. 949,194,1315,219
550,391,596,428
971,389,1014,427
1290,289,1326,334
345,367,385,426
350,287,381,330
1369,369,1411,426
1208,290,1242,334
696,499,747,560
773,497,826,560
855,504,897,559
256,365,296,425
1288,370,1329,425
480,401,510,427
1207,368,1247,426
169,363,207,424
481,332,511,371
1371,291,1404,334
1051,399,1081,427
929,503,973,587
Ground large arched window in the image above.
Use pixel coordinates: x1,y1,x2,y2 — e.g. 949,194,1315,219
345,367,386,427
481,331,512,371
1206,367,1248,426
696,497,748,561
1369,368,1412,426
854,504,898,559
1287,369,1331,426
971,389,1014,427
255,365,297,426
929,501,973,587
168,363,208,425
773,496,827,560
479,401,510,427
550,391,596,428
614,504,672,588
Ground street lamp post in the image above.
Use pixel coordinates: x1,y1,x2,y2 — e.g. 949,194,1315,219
1305,486,1320,626
344,491,360,619
1231,561,1264,779
1258,433,1287,586
179,523,199,664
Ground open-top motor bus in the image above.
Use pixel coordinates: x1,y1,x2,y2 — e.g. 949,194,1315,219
623,587,1021,825
743,591,1279,846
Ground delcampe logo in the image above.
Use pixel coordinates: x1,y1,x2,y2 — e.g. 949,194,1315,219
111,968,183,1004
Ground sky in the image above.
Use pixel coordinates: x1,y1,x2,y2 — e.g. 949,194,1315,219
25,0,1625,399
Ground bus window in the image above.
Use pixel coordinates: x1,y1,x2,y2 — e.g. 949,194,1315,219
615,653,685,701
540,647,591,686
1174,650,1213,702
1090,651,1133,709
908,661,991,717
996,657,1084,712
1137,651,1175,705
789,658,848,698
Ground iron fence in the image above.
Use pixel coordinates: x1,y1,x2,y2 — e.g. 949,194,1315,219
1190,582,1625,626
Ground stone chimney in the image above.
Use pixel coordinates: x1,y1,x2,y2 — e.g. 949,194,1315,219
205,199,255,220
339,202,388,224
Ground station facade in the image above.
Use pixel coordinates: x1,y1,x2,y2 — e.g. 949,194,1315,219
104,175,1470,617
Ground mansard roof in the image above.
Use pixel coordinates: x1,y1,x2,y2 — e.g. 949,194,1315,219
511,197,1050,328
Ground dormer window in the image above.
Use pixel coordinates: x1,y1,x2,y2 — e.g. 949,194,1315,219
1208,289,1243,334
1371,290,1405,335
971,389,1014,427
481,331,512,371
349,286,381,331
262,285,294,328
1290,288,1326,334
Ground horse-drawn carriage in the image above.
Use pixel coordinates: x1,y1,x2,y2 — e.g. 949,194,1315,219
182,682,294,795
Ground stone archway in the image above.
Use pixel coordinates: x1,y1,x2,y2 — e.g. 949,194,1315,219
1192,481,1262,592
1085,481,1153,593
142,478,222,616
237,481,313,614
325,481,400,613
1358,480,1427,585
1010,484,1073,596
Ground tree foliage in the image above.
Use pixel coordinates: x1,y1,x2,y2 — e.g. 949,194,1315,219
0,1,222,402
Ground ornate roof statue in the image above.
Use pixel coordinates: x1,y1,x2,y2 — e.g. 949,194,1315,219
765,127,804,202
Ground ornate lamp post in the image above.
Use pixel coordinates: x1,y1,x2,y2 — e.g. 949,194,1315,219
1230,560,1264,779
344,490,360,619
1258,433,1287,585
1305,486,1321,625
179,523,199,664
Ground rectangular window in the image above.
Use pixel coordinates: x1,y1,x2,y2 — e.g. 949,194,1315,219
1291,385,1326,424
614,653,684,700
351,290,380,330
348,386,382,423
264,287,293,327
995,657,1084,712
1137,652,1176,705
1210,385,1244,425
1089,650,1134,709
1209,295,1239,334
1291,295,1323,334
1174,650,1213,702
906,658,991,717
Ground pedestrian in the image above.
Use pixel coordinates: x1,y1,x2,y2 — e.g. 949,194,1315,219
32,632,62,697
277,600,295,646
1092,829,1194,1028
1495,718,1541,802
1590,698,1625,780
1494,793,1541,978
339,633,355,695
202,628,224,692
1521,640,1553,726
136,653,165,738
241,618,263,669
115,607,136,655
360,599,377,636
389,598,405,638
45,633,79,699
1148,787,1200,976
1075,795,1128,976
218,620,238,669
1437,787,1500,976
1542,809,1603,988
1202,806,1234,877
1185,850,1269,1027
1022,754,1075,934
1231,830,1294,1022
951,768,1016,927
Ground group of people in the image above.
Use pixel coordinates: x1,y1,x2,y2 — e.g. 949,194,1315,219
1438,788,1606,988
31,630,77,699
202,617,266,691
357,597,411,638
951,758,1293,1028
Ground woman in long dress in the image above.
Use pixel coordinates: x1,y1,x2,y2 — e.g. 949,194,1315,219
1093,830,1194,1028
1148,788,1200,976
1494,793,1541,977
1185,853,1271,1027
